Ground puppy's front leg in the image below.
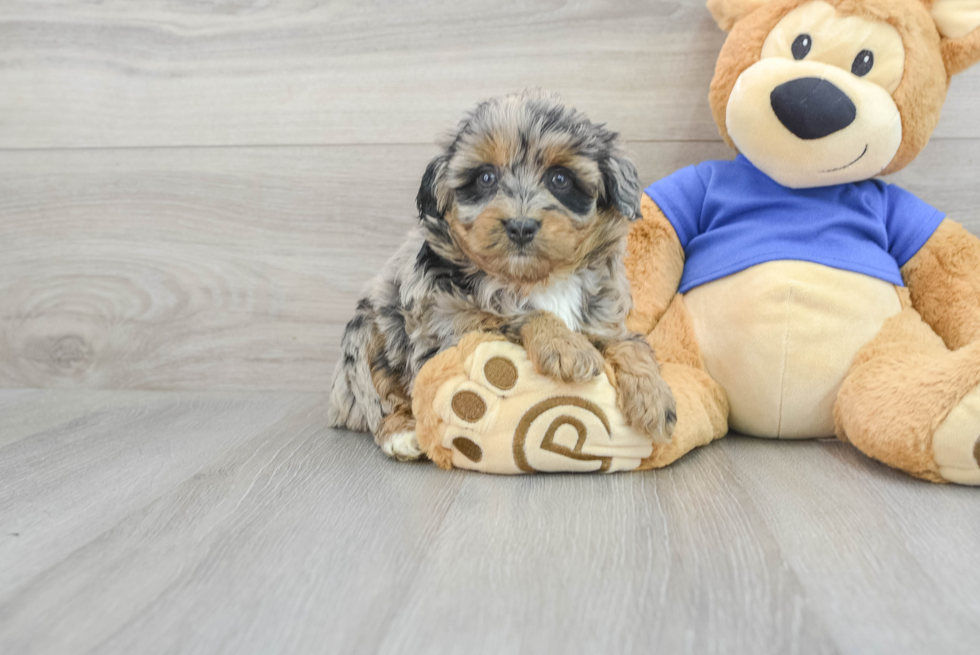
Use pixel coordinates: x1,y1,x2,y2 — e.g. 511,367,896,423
515,311,605,383
598,334,677,443
376,403,423,462
371,369,424,462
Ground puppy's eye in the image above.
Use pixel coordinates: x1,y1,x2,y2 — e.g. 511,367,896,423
544,167,592,215
477,170,497,189
548,169,572,191
456,166,499,205
792,34,812,60
852,50,874,77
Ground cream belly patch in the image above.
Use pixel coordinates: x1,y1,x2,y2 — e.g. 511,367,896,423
684,260,903,438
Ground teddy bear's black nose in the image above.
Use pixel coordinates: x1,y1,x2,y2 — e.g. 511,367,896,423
770,77,856,140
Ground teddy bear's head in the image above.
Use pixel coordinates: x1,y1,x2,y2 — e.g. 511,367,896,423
707,0,980,188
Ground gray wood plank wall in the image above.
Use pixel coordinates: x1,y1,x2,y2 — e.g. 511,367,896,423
2,0,979,391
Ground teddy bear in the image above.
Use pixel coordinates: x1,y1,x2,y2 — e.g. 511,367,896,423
414,0,980,484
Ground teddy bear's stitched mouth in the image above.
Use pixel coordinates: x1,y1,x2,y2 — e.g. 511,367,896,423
822,144,869,173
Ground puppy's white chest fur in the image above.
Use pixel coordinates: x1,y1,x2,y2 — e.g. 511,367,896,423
527,274,585,331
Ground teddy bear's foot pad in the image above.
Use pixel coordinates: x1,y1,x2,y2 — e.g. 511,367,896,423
425,339,656,474
933,383,980,485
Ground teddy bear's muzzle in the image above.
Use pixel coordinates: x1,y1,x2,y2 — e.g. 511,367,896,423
770,77,857,140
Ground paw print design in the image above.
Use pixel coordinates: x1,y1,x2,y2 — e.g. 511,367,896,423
418,334,654,474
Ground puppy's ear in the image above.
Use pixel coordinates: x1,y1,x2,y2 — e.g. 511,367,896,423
931,0,980,75
417,154,449,220
599,155,642,221
706,0,771,31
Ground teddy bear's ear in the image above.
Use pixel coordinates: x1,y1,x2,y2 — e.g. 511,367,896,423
706,0,772,31
930,0,980,75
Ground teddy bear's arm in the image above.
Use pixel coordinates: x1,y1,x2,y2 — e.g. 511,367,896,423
902,218,980,350
625,195,686,335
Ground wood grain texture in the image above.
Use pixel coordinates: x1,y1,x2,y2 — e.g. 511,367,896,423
2,140,978,391
720,437,980,655
0,144,425,390
0,390,323,596
2,1,979,653
2,390,979,654
377,450,837,655
1,0,978,149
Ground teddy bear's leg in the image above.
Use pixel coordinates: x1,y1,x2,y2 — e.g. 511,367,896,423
637,295,730,470
835,306,980,484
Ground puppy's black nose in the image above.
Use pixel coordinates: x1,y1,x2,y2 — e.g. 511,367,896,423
770,77,856,140
504,218,540,246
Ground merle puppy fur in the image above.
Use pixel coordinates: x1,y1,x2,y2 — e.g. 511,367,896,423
328,91,676,460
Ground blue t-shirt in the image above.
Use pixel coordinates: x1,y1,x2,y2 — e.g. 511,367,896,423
645,155,945,294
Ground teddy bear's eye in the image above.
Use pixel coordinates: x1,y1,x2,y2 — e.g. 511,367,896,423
791,34,812,60
852,50,874,77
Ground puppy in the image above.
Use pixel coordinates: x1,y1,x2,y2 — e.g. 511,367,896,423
328,90,676,460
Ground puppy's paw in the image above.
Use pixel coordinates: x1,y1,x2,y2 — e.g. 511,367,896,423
526,330,604,383
381,431,425,462
616,370,677,444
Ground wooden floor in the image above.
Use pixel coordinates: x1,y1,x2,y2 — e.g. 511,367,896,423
2,389,979,655
3,1,980,653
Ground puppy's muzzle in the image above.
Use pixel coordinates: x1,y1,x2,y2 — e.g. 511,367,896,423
504,218,541,246
770,77,856,140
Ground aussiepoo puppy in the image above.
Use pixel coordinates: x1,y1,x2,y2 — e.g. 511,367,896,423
328,91,677,460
